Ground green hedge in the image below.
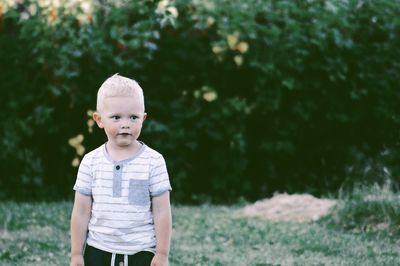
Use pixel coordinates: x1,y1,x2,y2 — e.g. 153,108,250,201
1,0,399,202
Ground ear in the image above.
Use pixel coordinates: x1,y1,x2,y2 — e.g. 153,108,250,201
93,112,104,128
142,112,147,122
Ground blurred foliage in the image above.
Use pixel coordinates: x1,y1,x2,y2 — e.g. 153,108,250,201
0,0,399,202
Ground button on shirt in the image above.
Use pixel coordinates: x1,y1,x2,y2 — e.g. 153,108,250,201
73,143,172,254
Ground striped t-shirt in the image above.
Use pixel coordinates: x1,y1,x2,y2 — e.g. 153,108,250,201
73,142,172,255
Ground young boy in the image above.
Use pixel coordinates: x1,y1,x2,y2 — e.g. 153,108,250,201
70,74,172,266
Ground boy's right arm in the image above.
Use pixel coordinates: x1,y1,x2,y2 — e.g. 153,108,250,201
70,192,92,266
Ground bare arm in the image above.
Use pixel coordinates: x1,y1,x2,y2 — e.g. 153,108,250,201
151,191,172,266
70,192,92,266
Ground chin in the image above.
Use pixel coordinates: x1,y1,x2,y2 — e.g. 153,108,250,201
115,141,132,147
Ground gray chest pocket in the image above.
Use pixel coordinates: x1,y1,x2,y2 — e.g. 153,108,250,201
128,179,150,205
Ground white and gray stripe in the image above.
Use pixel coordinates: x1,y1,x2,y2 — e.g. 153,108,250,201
73,142,171,255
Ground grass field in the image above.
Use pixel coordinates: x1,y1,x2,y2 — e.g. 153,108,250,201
0,201,399,265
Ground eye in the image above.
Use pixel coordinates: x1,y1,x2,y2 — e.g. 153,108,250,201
111,115,120,121
130,115,139,121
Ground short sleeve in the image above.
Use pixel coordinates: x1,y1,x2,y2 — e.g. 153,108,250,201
149,155,172,197
73,155,93,196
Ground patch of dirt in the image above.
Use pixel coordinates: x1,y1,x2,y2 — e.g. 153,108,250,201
242,193,337,222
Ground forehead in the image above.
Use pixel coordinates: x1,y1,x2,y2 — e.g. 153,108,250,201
102,96,144,113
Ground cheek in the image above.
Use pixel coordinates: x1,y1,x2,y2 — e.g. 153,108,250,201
136,122,144,130
104,124,118,133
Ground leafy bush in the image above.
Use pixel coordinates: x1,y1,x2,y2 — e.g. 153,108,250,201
0,0,399,202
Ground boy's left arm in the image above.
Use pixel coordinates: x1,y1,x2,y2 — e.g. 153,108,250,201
151,191,172,266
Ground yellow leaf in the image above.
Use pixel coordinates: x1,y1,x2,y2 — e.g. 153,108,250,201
28,4,37,16
87,119,94,127
227,32,239,50
212,46,225,54
167,6,178,18
76,134,84,143
203,91,218,102
236,42,249,53
68,134,84,148
234,55,243,66
68,137,77,147
87,109,94,117
0,3,7,16
72,157,80,167
76,145,85,156
207,17,215,27
158,0,169,11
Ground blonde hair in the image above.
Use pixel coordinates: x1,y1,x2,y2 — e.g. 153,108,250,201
96,73,145,112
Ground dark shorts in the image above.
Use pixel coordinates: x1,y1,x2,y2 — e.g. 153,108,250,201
84,245,154,266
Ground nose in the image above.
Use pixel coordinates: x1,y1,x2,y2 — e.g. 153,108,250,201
120,118,131,129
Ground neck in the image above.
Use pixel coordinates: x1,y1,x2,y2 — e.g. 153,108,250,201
106,141,142,161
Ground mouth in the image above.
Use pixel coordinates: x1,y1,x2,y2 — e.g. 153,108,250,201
117,133,132,136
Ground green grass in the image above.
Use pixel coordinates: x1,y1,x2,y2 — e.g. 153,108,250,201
0,201,399,265
324,183,400,236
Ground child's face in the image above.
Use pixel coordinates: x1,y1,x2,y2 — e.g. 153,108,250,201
93,96,146,150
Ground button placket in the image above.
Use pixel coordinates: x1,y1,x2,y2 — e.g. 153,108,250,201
113,163,123,197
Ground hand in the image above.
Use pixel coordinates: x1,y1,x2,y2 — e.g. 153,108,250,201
150,253,169,266
70,254,84,266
